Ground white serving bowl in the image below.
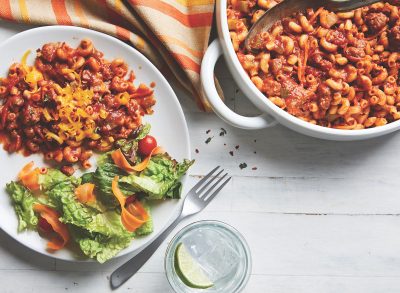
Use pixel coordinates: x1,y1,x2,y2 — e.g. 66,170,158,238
201,0,400,140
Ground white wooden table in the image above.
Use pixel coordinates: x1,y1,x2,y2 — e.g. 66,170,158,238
2,22,400,293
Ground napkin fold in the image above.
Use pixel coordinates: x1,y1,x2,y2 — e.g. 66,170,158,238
0,0,216,110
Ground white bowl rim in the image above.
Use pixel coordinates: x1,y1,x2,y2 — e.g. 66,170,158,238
217,0,400,138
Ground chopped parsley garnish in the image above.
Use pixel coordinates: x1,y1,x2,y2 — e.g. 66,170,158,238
239,163,247,169
219,128,227,136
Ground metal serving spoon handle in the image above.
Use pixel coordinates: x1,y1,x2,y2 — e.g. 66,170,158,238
245,0,380,51
325,0,381,12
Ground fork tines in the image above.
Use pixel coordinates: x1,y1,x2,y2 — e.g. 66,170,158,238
193,166,231,201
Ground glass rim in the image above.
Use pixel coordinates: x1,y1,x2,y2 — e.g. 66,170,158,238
164,220,252,293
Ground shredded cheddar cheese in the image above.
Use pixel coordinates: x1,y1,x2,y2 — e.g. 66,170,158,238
21,50,43,93
19,50,112,146
43,83,109,144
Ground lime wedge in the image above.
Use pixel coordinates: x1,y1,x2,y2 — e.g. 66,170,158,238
174,243,214,289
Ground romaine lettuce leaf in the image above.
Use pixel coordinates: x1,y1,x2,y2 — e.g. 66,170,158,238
69,211,132,263
6,182,38,232
38,169,80,191
120,154,194,199
47,179,133,263
46,180,94,227
70,226,131,263
93,154,136,206
80,172,95,184
135,123,151,140
86,210,131,238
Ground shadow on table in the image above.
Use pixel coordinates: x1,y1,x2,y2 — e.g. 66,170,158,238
230,120,399,178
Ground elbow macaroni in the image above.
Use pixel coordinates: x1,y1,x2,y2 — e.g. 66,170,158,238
227,0,400,129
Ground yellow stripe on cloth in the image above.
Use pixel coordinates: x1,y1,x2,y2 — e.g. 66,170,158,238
159,34,203,58
114,0,123,12
18,0,30,22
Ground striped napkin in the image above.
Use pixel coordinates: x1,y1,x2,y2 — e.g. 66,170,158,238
0,0,215,110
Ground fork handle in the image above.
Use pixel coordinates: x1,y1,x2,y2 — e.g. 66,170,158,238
110,214,185,289
326,0,380,11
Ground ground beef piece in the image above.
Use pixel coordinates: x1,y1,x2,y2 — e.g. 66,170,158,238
316,83,332,110
263,77,282,96
389,25,400,50
343,46,366,62
22,104,41,125
270,57,284,76
365,12,388,33
305,66,326,79
40,43,57,63
279,75,312,117
309,51,333,72
100,63,113,81
106,110,126,128
60,165,75,176
326,29,348,47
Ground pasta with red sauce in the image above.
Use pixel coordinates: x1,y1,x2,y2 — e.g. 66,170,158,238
228,0,400,129
0,39,155,172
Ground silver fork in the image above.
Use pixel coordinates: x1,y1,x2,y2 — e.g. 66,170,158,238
110,166,231,289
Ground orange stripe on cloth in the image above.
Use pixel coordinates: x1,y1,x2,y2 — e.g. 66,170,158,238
73,0,89,28
0,0,13,21
18,0,30,22
116,26,131,41
129,0,213,28
176,0,215,6
173,53,200,73
160,35,203,58
51,0,72,25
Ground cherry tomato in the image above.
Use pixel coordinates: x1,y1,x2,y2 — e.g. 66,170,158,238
138,135,157,156
125,195,136,207
38,216,53,233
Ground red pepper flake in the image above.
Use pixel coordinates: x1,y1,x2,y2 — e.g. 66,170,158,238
206,129,211,134
229,151,234,156
235,145,239,150
252,167,257,170
195,149,199,154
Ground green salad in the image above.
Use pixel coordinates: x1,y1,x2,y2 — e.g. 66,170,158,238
6,125,193,263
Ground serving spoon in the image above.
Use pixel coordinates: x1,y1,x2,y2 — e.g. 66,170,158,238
245,0,381,51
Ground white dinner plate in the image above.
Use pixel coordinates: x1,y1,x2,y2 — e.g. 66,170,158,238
0,26,190,262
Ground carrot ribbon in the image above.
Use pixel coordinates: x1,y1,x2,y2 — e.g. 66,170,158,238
111,176,149,232
18,161,40,191
33,203,70,250
111,146,164,173
74,183,96,204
